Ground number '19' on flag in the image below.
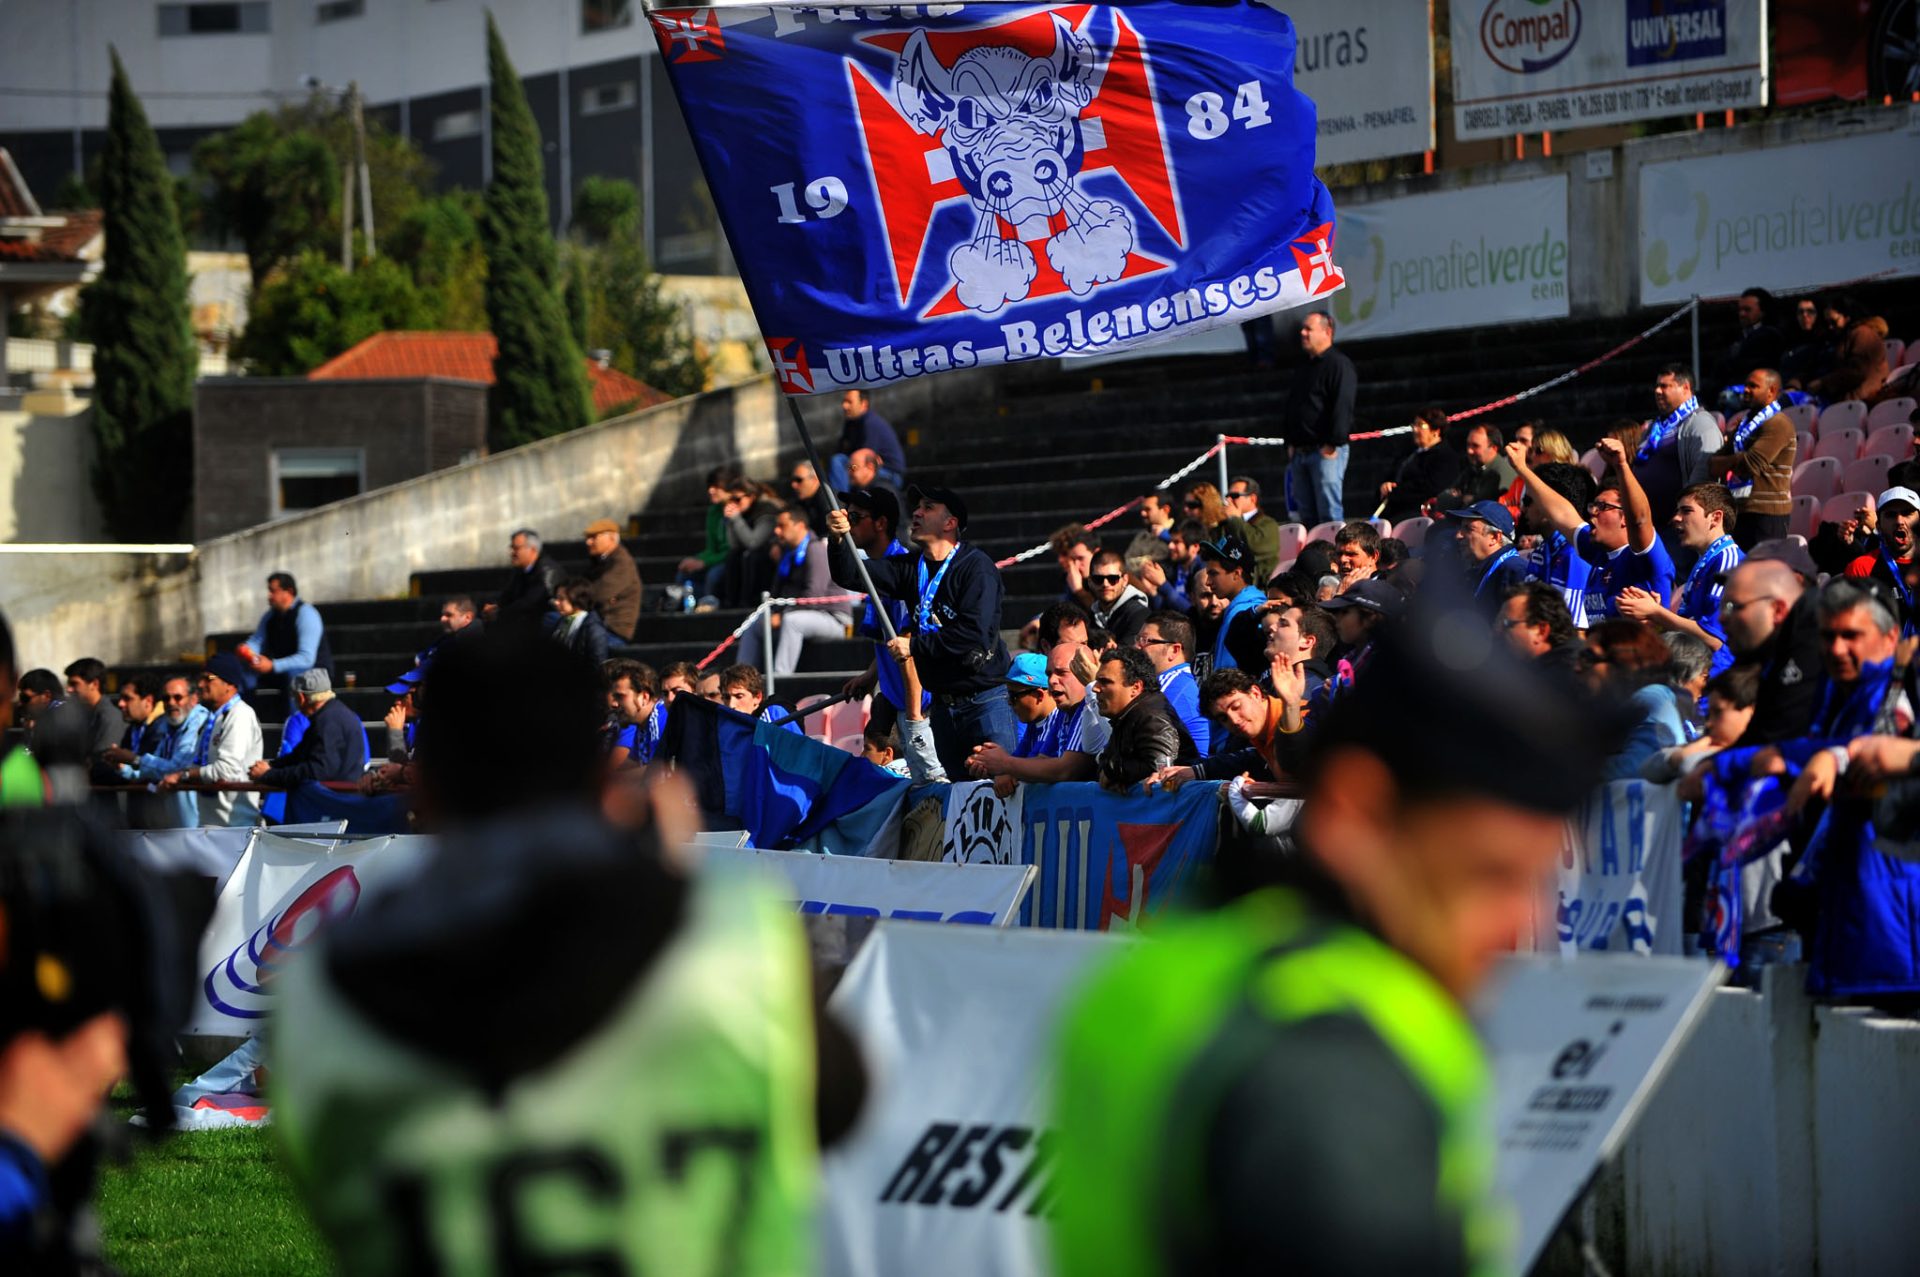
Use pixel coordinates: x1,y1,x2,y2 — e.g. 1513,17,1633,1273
648,2,1342,393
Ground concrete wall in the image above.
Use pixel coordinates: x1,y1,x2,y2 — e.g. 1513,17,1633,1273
1553,964,1920,1275
0,546,198,676
0,389,103,543
190,373,792,636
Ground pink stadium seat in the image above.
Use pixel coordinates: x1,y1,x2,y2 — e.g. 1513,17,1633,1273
1887,339,1906,369
1303,519,1344,546
1370,518,1392,539
1274,521,1307,565
1810,426,1863,463
1391,516,1432,548
1790,457,1841,501
832,733,865,755
1795,430,1815,460
1817,400,1869,437
1789,495,1820,540
1861,423,1915,463
1783,402,1819,432
1842,454,1894,497
1820,491,1873,531
1902,337,1920,368
1867,396,1917,430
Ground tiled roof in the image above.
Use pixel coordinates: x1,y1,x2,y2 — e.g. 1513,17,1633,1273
0,150,40,218
308,330,672,417
0,210,104,263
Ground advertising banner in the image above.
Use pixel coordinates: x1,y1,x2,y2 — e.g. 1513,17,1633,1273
651,3,1343,390
1551,779,1685,956
941,779,1025,866
185,833,430,1035
1476,955,1723,1272
1288,0,1435,165
700,845,1035,926
1016,779,1221,929
1328,175,1569,339
1450,0,1768,142
1639,126,1920,304
118,821,345,890
820,921,1127,1277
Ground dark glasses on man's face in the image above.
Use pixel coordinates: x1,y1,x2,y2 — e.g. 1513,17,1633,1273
1087,573,1123,586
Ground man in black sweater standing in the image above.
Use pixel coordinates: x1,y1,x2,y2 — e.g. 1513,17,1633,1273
1282,311,1357,526
826,484,1016,777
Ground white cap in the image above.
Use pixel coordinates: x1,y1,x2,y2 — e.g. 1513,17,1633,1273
1877,486,1920,513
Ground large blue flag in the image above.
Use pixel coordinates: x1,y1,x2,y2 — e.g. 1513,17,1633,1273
651,2,1341,391
663,693,909,854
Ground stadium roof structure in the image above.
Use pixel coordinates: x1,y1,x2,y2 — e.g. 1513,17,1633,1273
310,330,671,418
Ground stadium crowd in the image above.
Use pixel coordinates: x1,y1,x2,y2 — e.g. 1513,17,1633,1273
10,295,1920,1011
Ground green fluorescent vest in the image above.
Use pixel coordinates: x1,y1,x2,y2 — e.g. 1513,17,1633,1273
1050,887,1509,1277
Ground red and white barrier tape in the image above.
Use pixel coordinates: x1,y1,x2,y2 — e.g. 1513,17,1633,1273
992,441,1225,567
693,593,864,669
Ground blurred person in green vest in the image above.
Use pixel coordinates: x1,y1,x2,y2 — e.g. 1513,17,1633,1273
1051,600,1630,1277
272,627,862,1275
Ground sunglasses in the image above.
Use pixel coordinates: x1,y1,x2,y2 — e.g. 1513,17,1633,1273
1588,501,1624,515
1087,573,1123,585
1183,500,1202,509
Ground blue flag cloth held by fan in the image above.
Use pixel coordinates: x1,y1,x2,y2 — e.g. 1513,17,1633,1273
649,2,1343,392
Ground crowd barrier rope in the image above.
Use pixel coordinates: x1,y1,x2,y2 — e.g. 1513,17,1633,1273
694,592,865,674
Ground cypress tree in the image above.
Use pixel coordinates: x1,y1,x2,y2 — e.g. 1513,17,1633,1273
82,48,196,541
481,15,591,449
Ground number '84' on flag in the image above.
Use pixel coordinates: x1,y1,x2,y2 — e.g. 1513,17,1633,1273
650,2,1342,393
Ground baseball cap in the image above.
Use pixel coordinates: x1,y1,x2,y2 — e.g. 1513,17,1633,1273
204,651,248,688
1444,499,1516,538
1742,537,1819,583
842,485,900,534
1878,486,1920,514
292,668,332,696
1196,534,1253,573
385,666,425,696
1003,651,1049,690
906,484,970,530
1322,578,1405,617
583,517,621,537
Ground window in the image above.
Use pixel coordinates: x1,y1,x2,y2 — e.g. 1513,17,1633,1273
315,0,363,23
579,81,637,117
273,449,364,517
157,2,269,36
432,109,483,142
582,0,633,33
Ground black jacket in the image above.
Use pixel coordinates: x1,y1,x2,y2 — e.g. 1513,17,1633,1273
1099,690,1198,791
1735,591,1827,747
496,554,564,621
829,537,1009,696
1381,442,1461,523
265,695,365,786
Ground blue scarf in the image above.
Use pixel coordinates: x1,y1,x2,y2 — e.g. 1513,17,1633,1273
1731,396,1783,451
777,532,811,581
1636,395,1701,463
916,545,961,633
1474,546,1519,596
193,700,234,768
1679,535,1737,618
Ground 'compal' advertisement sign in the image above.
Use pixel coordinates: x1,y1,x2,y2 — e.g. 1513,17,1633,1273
1639,127,1920,304
1326,175,1569,340
1452,0,1768,142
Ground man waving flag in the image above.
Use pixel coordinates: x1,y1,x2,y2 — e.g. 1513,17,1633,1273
650,2,1342,391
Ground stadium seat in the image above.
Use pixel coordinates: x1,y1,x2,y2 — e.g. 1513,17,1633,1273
824,696,869,746
1391,516,1432,548
1867,396,1917,431
1789,495,1820,540
1888,339,1906,369
1820,491,1873,532
1810,427,1863,463
1796,430,1815,460
1303,520,1344,546
1370,518,1393,539
1903,337,1920,368
1274,521,1307,565
1861,423,1915,463
1783,402,1819,432
1842,454,1894,497
1790,457,1841,501
832,733,865,755
1817,400,1869,437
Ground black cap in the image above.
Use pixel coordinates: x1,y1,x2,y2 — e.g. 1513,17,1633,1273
1743,537,1818,584
842,485,900,535
1196,534,1253,574
906,484,969,531
1322,578,1405,617
1305,602,1637,814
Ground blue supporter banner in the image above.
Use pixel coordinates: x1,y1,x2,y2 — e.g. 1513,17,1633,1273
282,783,410,836
650,3,1341,390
